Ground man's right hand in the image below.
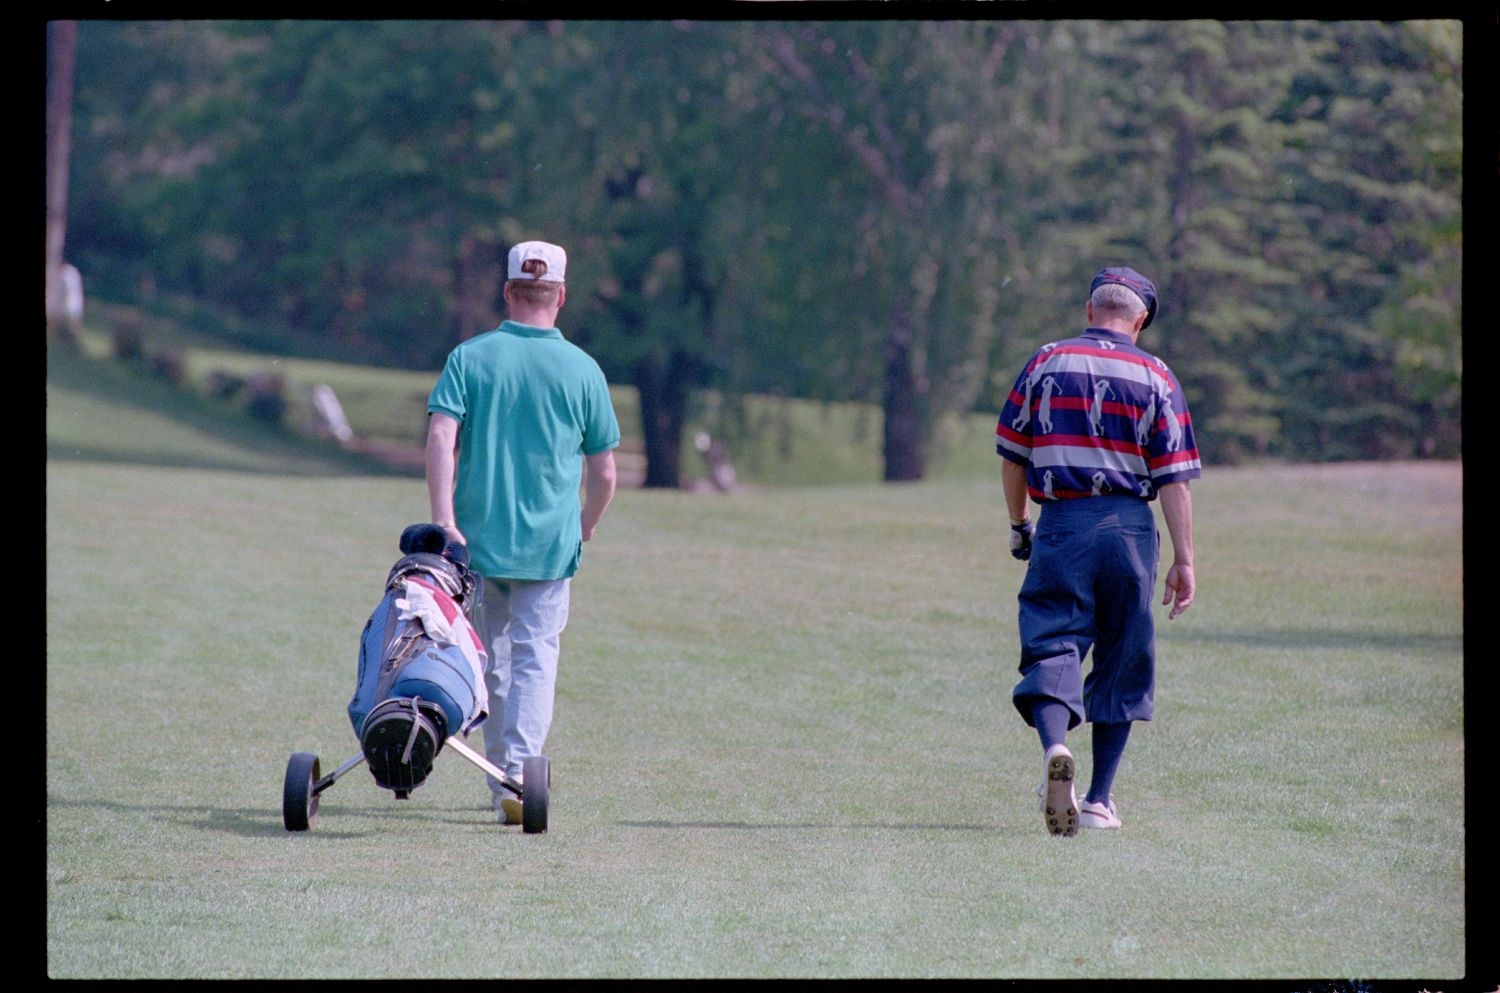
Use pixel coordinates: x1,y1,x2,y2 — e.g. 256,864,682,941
1009,519,1036,561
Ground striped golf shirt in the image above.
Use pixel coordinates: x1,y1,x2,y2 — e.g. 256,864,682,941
996,327,1200,501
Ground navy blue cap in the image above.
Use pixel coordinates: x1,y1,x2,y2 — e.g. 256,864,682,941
1090,267,1158,329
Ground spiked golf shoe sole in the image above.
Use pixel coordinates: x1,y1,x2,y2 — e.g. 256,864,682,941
1042,745,1079,837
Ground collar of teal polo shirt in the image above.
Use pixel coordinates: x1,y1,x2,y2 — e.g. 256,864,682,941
500,320,563,340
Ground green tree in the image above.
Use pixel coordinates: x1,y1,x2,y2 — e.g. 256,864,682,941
1048,20,1461,464
67,21,249,304
180,21,554,366
1270,20,1462,459
61,19,1460,475
1057,20,1319,462
538,21,750,488
74,21,576,367
753,21,1047,481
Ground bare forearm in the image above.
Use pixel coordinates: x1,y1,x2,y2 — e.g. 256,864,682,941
581,451,618,540
1001,458,1032,524
425,414,460,528
1158,481,1196,619
1158,481,1194,565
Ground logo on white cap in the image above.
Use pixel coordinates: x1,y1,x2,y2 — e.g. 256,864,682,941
508,241,567,283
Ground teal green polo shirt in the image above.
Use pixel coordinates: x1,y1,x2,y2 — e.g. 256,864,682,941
427,321,621,580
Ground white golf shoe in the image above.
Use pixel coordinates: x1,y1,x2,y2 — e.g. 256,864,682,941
1079,797,1122,830
1039,744,1079,838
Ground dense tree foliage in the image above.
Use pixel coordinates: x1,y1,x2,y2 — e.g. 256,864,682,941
59,19,1463,483
750,21,1059,480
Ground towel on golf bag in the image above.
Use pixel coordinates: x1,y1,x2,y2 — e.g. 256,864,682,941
390,575,487,722
347,531,487,792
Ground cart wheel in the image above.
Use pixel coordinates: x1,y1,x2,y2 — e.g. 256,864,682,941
521,755,550,834
283,751,321,831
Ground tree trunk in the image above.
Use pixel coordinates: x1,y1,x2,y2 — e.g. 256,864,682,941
635,351,691,489
45,20,78,328
882,313,926,482
453,234,502,343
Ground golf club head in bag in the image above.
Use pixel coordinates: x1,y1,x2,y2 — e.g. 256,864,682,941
396,523,480,616
399,522,449,555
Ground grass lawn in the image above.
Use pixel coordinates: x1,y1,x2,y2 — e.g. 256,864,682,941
45,341,1468,981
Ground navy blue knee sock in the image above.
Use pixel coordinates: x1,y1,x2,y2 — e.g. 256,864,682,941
1031,701,1072,753
1086,721,1132,805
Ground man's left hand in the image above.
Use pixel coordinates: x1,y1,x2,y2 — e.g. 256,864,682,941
1009,519,1036,561
1163,562,1194,619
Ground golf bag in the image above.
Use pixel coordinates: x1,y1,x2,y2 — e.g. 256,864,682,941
348,524,487,795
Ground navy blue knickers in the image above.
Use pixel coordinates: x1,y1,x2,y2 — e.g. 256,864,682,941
1011,495,1160,728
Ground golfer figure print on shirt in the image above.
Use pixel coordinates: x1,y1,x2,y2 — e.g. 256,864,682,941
1160,393,1183,452
1043,469,1057,500
1037,376,1061,433
1091,470,1110,496
1012,372,1036,432
1089,380,1115,436
1135,395,1156,447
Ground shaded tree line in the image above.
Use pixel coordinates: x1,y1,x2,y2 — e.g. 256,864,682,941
55,19,1462,484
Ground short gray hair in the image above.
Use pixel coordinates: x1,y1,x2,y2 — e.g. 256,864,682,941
1090,282,1148,319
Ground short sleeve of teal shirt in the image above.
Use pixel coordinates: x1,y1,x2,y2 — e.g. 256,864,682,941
427,322,621,580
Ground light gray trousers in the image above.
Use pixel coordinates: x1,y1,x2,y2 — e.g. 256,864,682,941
475,576,571,789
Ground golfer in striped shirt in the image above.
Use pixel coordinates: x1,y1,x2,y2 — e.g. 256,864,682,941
995,266,1200,838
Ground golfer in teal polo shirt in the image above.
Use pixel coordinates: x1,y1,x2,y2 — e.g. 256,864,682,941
425,240,620,824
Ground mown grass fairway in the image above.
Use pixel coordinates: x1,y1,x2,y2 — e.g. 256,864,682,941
46,352,1464,980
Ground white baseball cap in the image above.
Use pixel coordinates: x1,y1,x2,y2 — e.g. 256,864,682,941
507,241,567,283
